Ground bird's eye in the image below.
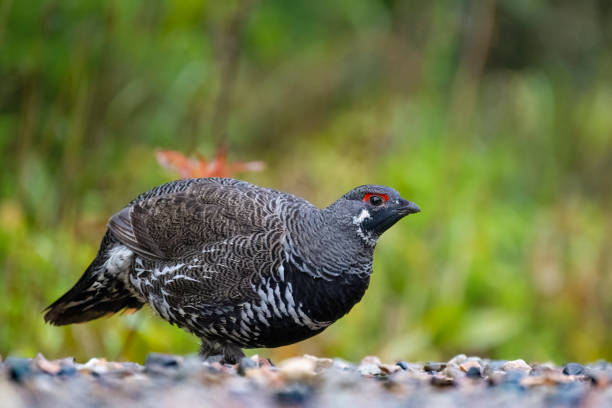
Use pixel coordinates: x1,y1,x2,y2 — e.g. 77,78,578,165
369,195,383,206
363,193,388,206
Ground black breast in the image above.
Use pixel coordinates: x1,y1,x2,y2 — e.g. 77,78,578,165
246,261,371,348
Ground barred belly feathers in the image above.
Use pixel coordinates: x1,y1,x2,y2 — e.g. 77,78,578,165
44,178,420,363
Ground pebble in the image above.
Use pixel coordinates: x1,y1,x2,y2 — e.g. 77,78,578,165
58,364,77,377
503,359,531,373
2,354,612,407
275,383,313,405
4,357,32,383
483,360,507,376
562,362,585,376
459,360,480,373
332,358,355,371
441,365,464,379
33,353,62,375
358,363,381,377
530,362,556,376
303,354,333,371
379,364,401,375
396,361,409,370
431,374,455,387
465,366,482,378
145,353,182,369
424,362,446,372
238,356,258,376
278,357,316,381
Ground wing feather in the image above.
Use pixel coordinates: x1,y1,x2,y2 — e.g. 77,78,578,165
107,178,286,261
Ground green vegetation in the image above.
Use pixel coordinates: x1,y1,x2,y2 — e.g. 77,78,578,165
1,0,611,364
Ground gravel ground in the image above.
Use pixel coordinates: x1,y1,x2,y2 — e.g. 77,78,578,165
2,353,612,407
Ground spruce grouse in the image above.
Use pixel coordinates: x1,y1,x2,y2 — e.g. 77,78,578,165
44,178,420,363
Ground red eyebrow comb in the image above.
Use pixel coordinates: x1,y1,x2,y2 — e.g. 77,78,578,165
363,193,389,202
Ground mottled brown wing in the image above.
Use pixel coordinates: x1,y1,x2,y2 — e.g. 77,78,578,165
108,181,275,261
107,179,291,307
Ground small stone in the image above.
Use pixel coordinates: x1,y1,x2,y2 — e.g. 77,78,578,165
278,357,317,381
360,355,382,366
33,353,61,375
5,357,33,383
275,383,313,405
465,366,482,378
78,357,112,376
530,362,556,376
145,353,182,369
521,372,573,387
424,362,446,372
396,361,409,370
250,354,274,368
483,360,507,377
448,354,467,366
332,358,355,371
396,362,423,373
441,365,464,379
431,374,455,387
379,364,401,375
58,365,77,377
358,363,381,377
503,359,531,373
585,360,612,386
563,363,585,376
357,356,384,376
459,361,481,373
245,365,282,387
303,354,333,371
487,371,506,386
237,356,258,376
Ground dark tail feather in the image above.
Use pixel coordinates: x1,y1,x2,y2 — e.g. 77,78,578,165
44,231,144,325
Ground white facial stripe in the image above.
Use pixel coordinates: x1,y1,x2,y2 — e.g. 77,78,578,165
352,209,371,224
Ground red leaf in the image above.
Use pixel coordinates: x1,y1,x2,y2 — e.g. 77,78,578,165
156,148,264,179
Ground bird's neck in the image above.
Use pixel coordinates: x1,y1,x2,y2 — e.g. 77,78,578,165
282,207,376,280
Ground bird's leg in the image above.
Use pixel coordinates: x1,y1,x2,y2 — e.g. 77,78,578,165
199,339,245,364
220,344,246,364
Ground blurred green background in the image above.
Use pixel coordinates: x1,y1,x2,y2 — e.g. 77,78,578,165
1,0,612,365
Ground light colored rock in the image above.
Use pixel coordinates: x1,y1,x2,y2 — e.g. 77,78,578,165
278,357,317,381
360,356,382,366
503,359,531,372
441,365,464,379
304,354,333,371
245,365,282,387
448,354,467,366
358,364,382,376
520,372,574,387
358,355,384,376
33,353,61,375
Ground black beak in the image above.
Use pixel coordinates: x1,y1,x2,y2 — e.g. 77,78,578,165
398,198,421,215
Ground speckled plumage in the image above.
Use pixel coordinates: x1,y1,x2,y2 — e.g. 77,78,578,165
45,178,420,362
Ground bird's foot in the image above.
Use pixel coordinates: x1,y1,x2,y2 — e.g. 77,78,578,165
200,340,245,365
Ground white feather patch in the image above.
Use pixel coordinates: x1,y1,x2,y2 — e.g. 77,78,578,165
352,209,371,224
104,246,134,275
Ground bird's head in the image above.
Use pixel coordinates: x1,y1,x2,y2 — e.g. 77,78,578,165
327,185,420,246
